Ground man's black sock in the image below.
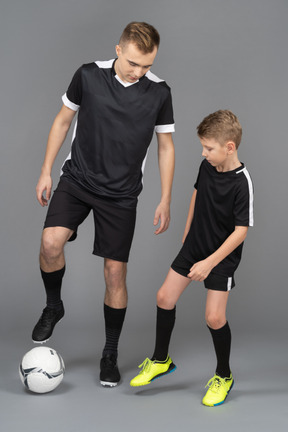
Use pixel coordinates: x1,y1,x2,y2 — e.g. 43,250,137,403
41,266,65,310
102,304,127,358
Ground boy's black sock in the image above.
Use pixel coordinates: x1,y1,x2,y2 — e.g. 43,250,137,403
151,305,176,361
102,304,127,358
208,321,231,378
41,266,65,310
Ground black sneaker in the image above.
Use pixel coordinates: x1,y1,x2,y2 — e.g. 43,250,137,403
32,303,65,343
100,354,120,387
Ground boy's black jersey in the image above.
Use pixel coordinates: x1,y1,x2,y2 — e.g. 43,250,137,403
181,159,254,277
60,59,175,207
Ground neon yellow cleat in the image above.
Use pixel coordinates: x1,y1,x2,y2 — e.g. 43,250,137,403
130,356,176,387
202,374,234,407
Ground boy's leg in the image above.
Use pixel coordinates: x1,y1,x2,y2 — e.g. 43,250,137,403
202,290,234,406
130,269,190,387
151,305,176,361
157,268,191,309
205,289,231,377
152,268,191,359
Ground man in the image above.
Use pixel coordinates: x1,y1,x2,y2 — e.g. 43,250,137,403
32,22,175,387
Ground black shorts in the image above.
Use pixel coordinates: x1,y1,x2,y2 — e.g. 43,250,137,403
44,179,136,262
171,252,235,292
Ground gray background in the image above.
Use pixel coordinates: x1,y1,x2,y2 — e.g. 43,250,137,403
0,0,287,430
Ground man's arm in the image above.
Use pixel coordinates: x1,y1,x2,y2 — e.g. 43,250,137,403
182,189,197,243
188,226,249,281
36,104,76,206
154,132,175,234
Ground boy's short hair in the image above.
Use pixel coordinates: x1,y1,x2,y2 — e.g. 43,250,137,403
119,22,160,53
197,110,242,149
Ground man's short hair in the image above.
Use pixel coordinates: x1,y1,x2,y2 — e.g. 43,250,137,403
197,110,242,149
119,22,160,53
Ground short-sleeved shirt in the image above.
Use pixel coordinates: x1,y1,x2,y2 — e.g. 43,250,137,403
180,159,254,277
61,59,175,207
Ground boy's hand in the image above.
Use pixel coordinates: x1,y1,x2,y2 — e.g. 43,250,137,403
187,259,213,281
153,202,170,235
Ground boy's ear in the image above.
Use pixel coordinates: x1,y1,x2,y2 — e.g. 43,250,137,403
226,141,236,154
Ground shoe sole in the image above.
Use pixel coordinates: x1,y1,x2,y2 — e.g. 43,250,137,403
130,362,177,387
32,338,50,344
32,317,64,344
202,380,234,407
100,380,119,387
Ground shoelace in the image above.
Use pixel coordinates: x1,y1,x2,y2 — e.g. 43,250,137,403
138,358,153,373
102,355,117,369
40,308,57,325
206,376,228,394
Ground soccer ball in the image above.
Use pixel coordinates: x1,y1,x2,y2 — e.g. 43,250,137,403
19,346,65,393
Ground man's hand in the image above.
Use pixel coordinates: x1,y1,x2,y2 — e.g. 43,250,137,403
35,104,76,207
36,173,53,207
153,202,170,235
187,259,213,281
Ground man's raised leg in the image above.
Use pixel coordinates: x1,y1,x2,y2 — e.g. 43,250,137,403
32,227,73,343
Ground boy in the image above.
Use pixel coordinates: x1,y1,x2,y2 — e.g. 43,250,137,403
32,22,175,387
130,110,254,406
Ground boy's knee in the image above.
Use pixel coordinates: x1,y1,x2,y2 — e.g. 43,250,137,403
156,288,173,309
205,313,226,330
156,290,163,306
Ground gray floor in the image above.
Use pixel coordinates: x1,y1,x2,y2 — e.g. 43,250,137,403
1,323,287,432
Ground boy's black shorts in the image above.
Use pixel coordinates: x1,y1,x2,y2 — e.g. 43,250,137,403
171,252,235,292
44,178,136,263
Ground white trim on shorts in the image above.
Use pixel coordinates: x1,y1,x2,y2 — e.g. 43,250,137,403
227,277,233,291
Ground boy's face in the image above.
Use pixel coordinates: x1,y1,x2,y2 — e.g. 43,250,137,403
115,42,158,83
200,137,231,169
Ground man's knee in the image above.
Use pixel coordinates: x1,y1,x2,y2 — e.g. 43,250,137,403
104,260,127,288
40,227,70,260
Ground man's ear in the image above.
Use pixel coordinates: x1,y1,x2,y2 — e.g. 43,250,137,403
115,44,121,57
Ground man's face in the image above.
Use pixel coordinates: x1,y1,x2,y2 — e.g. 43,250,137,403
200,137,229,169
115,42,158,83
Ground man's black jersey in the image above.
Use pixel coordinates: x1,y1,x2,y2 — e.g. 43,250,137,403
61,59,175,207
180,159,254,277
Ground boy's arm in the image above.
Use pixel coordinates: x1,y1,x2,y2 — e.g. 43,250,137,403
188,226,248,281
182,189,197,243
36,104,76,206
153,132,175,234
